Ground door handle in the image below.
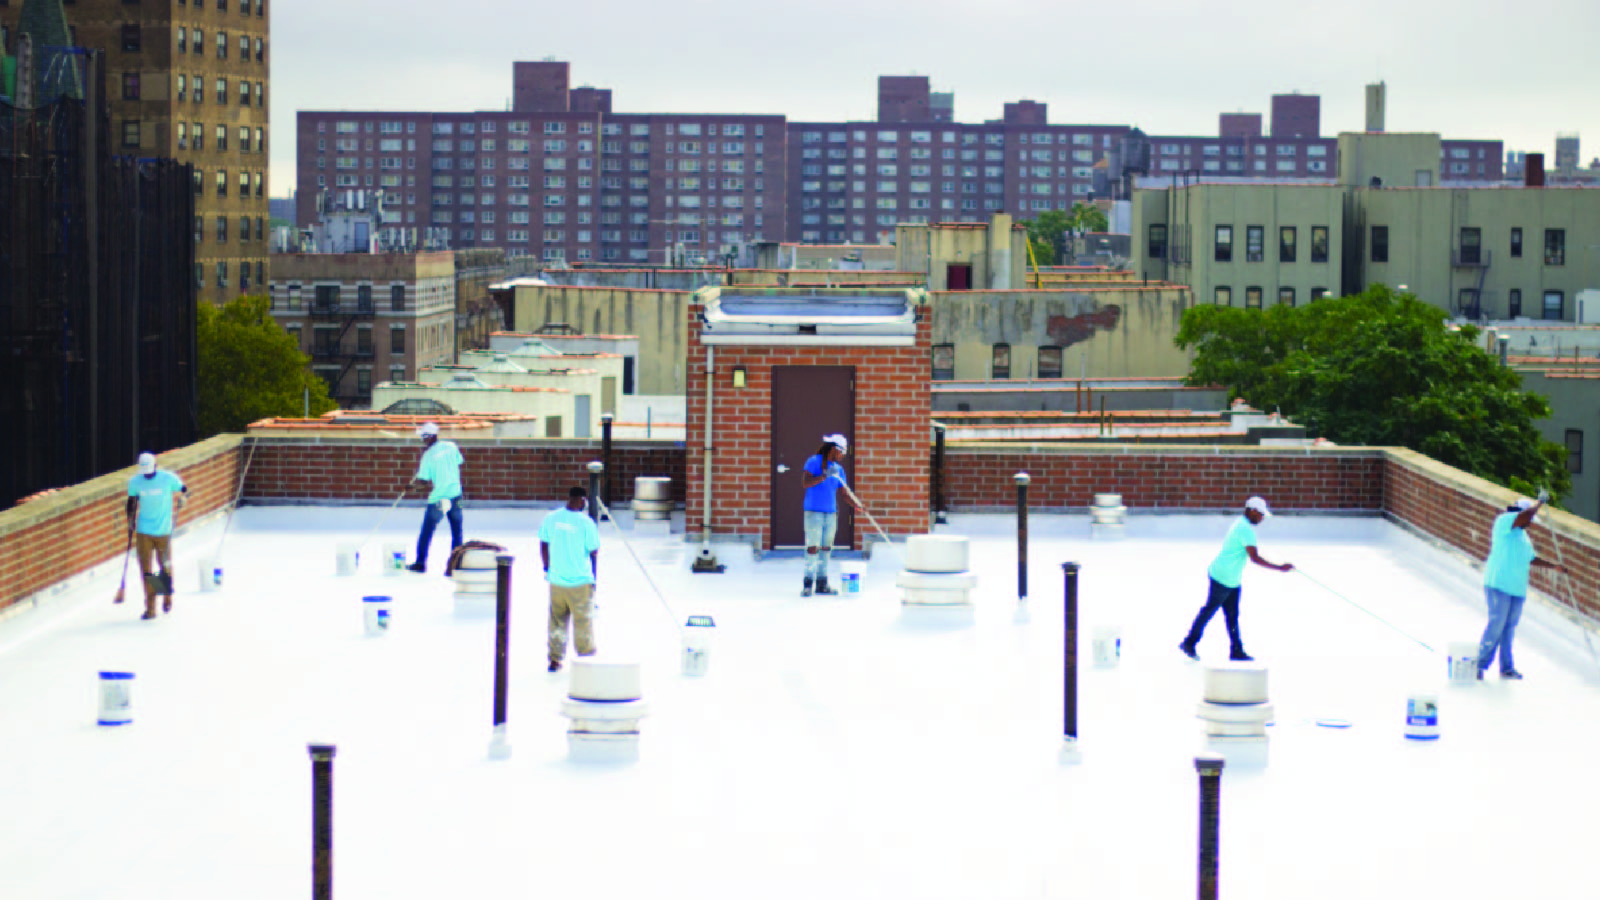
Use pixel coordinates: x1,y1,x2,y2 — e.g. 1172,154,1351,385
776,464,790,473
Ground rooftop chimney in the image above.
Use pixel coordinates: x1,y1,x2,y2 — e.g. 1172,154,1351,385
1525,153,1546,187
1365,82,1386,133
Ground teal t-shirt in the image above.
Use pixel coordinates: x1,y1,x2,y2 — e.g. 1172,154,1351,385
1484,511,1535,596
1207,518,1258,588
538,507,600,587
128,471,186,537
416,440,464,503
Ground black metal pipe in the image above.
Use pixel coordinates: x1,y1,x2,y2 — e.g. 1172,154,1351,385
1196,754,1225,900
1062,562,1080,740
1015,473,1030,600
933,425,947,524
600,414,614,519
587,461,603,523
308,743,337,900
493,554,513,730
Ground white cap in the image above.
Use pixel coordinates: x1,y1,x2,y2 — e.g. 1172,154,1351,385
1245,496,1273,517
417,422,439,438
823,433,848,455
137,452,157,474
1513,498,1536,510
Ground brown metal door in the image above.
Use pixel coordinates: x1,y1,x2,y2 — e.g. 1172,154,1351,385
947,263,972,291
771,366,855,548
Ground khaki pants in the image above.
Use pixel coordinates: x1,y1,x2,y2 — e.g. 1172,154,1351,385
548,583,596,663
135,533,173,613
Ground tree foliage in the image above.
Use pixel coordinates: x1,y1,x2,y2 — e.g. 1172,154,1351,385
197,294,337,436
1175,285,1572,499
1021,203,1112,267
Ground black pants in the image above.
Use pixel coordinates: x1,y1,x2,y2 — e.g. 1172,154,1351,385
1183,577,1246,657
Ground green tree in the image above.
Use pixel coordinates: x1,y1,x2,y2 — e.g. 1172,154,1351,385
1066,201,1109,235
1022,204,1112,267
1175,285,1572,499
197,294,337,435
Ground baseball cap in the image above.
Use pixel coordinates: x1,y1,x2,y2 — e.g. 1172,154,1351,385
1512,498,1536,511
823,433,849,454
416,422,439,438
1245,496,1273,517
137,452,157,474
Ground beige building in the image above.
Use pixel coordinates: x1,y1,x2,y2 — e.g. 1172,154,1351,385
895,215,1029,290
1,0,272,305
370,377,579,436
268,251,457,407
1133,131,1600,320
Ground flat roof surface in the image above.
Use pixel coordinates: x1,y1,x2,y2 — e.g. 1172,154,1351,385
3,509,1599,898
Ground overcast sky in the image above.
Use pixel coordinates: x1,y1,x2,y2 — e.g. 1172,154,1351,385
269,0,1600,198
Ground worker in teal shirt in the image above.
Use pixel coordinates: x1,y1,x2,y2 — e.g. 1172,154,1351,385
1478,494,1567,680
124,452,187,619
407,422,465,573
540,486,601,672
1180,496,1293,662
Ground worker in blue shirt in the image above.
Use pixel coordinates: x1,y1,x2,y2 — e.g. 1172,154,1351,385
124,452,188,620
1180,496,1293,662
799,433,862,596
1479,493,1567,680
407,422,465,573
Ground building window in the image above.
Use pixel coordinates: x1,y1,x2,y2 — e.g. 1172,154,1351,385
1458,289,1481,318
121,120,140,148
1037,346,1063,379
357,284,373,312
1566,429,1583,474
1278,287,1295,307
1543,290,1564,321
391,328,405,354
1311,226,1329,264
122,72,140,100
1510,227,1523,259
391,284,405,311
314,285,339,312
1509,288,1522,318
1311,288,1328,301
1545,229,1566,266
1245,226,1264,263
1147,224,1167,260
1214,286,1232,306
1370,226,1389,263
1214,225,1233,262
287,285,301,310
216,32,227,58
216,217,227,242
357,328,373,356
357,369,372,395
991,343,1011,380
217,78,227,104
216,125,227,150
1245,286,1263,309
1459,227,1482,265
1279,226,1296,263
931,343,955,381
121,24,141,52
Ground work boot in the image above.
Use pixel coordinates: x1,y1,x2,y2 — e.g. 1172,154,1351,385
1502,670,1524,680
405,562,426,574
1230,652,1255,662
815,577,837,595
1179,642,1199,661
802,577,814,597
548,659,562,673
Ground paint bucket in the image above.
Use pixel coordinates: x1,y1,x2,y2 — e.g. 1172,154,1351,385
1447,642,1479,685
98,671,135,726
363,595,392,636
196,557,223,592
381,542,407,576
1404,693,1439,741
681,615,715,676
336,543,360,576
1092,626,1122,667
840,563,864,594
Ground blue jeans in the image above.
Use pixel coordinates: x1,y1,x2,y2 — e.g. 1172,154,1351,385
1182,577,1246,657
416,497,464,568
804,510,838,581
1478,586,1526,674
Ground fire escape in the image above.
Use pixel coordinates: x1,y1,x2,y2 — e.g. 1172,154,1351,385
310,284,375,406
1451,229,1492,320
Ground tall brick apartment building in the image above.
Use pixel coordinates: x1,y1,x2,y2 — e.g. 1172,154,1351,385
1,0,271,305
295,61,1503,259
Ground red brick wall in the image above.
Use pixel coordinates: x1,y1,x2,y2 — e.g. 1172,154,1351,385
942,447,1385,511
0,436,244,614
241,440,686,505
685,303,932,549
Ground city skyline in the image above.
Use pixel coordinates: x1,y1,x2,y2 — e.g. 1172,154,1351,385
269,0,1600,203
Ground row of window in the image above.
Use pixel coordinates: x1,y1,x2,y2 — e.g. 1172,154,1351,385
170,0,267,14
169,74,265,107
1211,225,1331,263
196,215,267,244
1211,286,1329,308
1147,224,1572,268
277,284,410,314
191,168,266,198
1370,226,1568,266
802,130,1112,148
196,260,265,292
171,122,265,154
174,28,264,61
928,344,1068,381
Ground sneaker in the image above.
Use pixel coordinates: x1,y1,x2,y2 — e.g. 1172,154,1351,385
548,659,562,673
1230,653,1255,662
802,577,814,597
1179,643,1199,661
1502,670,1523,680
405,562,426,574
1476,668,1485,681
140,611,157,621
815,578,837,596
162,596,172,613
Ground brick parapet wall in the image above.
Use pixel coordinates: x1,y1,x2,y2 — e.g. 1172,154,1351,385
684,304,933,549
0,435,245,615
941,444,1386,511
1383,449,1600,619
240,438,686,505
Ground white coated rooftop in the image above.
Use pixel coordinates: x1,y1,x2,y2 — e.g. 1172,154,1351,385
4,507,1600,898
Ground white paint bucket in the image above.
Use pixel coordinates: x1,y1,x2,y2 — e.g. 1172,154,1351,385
336,543,360,576
1092,626,1122,667
381,542,407,576
196,557,223,592
97,671,135,726
363,595,392,636
1447,642,1479,685
682,615,715,676
1405,693,1439,741
840,563,864,594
